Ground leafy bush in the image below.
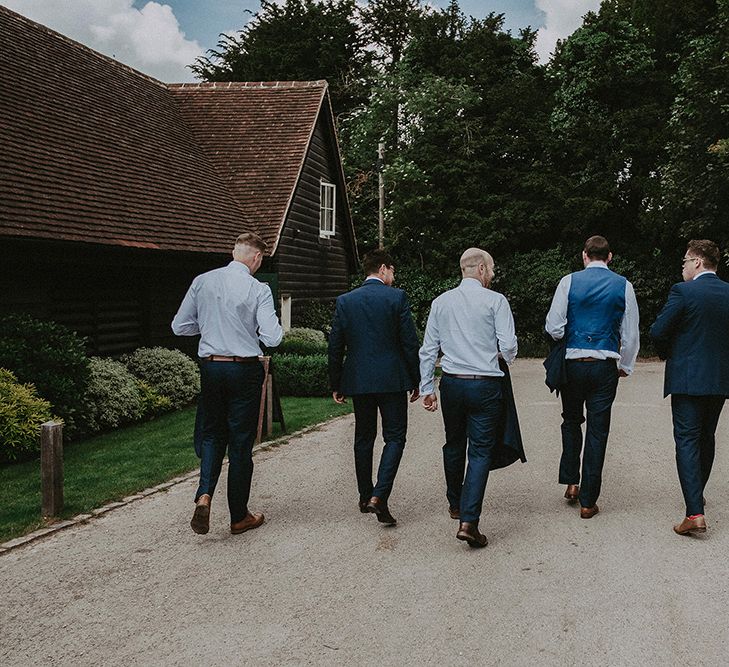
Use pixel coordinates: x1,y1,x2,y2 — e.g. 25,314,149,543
0,314,89,435
284,327,326,344
273,354,329,397
0,369,55,461
136,380,173,419
122,347,200,409
394,266,460,330
275,336,328,356
296,300,335,335
78,358,143,434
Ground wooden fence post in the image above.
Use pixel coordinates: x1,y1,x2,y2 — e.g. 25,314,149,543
255,356,271,445
40,421,64,518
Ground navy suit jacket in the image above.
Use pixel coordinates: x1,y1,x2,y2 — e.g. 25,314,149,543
328,279,420,395
650,273,729,397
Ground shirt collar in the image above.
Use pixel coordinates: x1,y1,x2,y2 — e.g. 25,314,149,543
459,278,483,289
693,270,716,280
228,260,251,275
365,276,384,284
585,261,609,269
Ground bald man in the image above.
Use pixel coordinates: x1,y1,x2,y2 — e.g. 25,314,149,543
419,248,518,548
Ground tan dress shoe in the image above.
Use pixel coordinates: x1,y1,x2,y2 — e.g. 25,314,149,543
231,511,265,534
564,485,579,501
456,522,488,548
580,505,599,519
674,515,707,535
190,494,211,534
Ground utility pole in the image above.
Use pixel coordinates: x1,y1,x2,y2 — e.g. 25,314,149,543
377,142,385,249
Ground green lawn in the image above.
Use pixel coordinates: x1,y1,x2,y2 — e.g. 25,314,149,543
0,396,351,543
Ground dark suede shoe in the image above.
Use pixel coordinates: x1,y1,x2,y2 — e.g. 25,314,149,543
359,500,369,513
449,507,460,520
230,511,265,534
366,496,397,525
456,521,488,548
190,494,211,535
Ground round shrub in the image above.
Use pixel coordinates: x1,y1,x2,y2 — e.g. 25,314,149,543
284,328,326,344
275,337,328,356
0,369,54,462
273,354,329,397
0,314,89,434
78,358,143,434
122,347,200,409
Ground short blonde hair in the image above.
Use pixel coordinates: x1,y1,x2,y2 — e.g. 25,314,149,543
234,232,267,253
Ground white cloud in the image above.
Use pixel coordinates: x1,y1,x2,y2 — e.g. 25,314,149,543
534,0,602,63
2,0,203,81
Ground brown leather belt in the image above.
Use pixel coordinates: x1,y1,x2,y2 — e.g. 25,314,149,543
572,357,600,362
200,355,259,363
443,372,495,380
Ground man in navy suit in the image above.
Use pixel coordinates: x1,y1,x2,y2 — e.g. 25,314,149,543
650,240,729,535
328,249,420,525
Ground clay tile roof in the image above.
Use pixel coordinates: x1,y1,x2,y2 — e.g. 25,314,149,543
0,6,327,256
168,81,328,252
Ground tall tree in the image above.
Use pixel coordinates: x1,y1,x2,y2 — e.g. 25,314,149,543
190,0,372,118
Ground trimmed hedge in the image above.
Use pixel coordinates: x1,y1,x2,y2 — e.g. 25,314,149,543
273,354,329,397
122,347,200,409
0,369,54,462
285,327,326,344
275,338,328,356
78,358,143,434
0,314,89,436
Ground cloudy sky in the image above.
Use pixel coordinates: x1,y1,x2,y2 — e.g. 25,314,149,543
2,0,601,82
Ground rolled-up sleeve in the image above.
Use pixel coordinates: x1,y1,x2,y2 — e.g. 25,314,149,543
171,280,200,336
419,304,441,395
495,295,518,364
256,285,283,348
545,275,570,341
619,281,640,374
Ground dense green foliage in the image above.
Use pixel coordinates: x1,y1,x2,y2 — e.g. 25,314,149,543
194,0,729,344
274,354,330,396
0,314,89,436
0,369,54,462
122,347,200,409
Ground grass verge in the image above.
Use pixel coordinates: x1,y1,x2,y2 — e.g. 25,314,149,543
0,397,351,543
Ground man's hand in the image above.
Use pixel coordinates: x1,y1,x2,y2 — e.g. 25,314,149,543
422,393,438,412
409,388,420,403
618,369,629,378
332,392,347,404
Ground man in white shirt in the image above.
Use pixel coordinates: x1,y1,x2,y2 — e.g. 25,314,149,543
419,248,518,548
545,235,639,519
172,232,283,536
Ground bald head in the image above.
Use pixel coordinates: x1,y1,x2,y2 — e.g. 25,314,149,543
460,248,494,286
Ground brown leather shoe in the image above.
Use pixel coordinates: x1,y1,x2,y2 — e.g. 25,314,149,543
674,515,707,535
456,521,488,548
230,511,265,534
366,497,396,525
580,505,599,519
190,494,211,534
449,507,460,520
564,484,579,501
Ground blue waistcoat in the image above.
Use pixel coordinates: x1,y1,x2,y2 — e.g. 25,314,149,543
566,268,626,353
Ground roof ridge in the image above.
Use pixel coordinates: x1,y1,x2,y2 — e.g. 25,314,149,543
167,80,328,90
0,4,168,89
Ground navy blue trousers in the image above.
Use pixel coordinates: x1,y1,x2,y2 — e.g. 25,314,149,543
195,360,264,523
671,394,725,516
440,375,503,524
559,359,619,508
351,392,408,504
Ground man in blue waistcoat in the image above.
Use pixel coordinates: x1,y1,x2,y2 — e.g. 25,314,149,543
546,236,640,518
328,249,420,525
650,239,729,536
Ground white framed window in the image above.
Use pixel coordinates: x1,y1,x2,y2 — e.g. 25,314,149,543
319,180,336,238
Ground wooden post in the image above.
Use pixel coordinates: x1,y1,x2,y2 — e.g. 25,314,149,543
265,373,274,437
255,356,271,445
40,421,63,518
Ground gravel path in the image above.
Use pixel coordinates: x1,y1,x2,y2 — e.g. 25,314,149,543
1,359,728,666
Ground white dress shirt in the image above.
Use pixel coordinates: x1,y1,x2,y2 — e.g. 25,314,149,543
419,278,518,395
545,262,640,374
171,260,283,357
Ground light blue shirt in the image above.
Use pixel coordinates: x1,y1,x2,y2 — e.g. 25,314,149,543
171,260,283,357
545,262,640,374
419,278,518,395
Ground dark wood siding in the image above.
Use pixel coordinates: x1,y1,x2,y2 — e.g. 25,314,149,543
275,111,355,322
0,238,226,357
